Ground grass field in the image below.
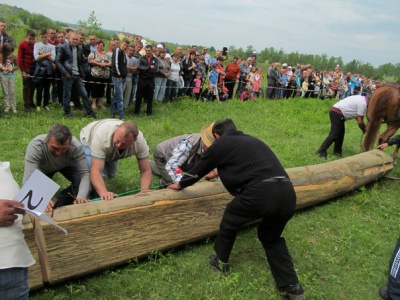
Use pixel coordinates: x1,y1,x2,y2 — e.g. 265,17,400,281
1,76,399,299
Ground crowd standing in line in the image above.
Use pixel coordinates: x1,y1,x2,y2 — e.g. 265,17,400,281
0,20,382,118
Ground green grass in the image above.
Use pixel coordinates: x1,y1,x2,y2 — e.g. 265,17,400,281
2,78,399,299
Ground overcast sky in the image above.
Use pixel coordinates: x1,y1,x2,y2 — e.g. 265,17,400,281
4,0,400,67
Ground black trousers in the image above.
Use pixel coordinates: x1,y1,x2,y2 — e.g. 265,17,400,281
318,110,345,154
134,77,155,115
214,180,299,288
266,82,277,99
387,237,400,298
46,162,82,208
224,79,236,99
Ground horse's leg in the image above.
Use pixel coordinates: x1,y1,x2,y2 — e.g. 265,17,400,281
379,126,398,145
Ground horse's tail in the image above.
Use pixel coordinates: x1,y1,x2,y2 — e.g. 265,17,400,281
363,87,397,151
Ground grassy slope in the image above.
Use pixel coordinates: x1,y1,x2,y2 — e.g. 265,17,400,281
1,78,399,299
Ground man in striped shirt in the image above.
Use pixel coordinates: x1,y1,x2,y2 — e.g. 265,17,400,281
151,133,217,187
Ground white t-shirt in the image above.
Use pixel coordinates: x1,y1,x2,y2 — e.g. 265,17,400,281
0,162,35,269
80,119,149,162
334,95,368,120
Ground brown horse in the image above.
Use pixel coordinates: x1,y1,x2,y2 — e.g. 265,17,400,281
362,85,400,162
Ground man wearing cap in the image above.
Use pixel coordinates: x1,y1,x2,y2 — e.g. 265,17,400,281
150,133,216,187
168,119,305,299
316,95,368,159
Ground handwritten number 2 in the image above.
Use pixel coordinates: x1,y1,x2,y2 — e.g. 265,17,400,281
21,190,43,210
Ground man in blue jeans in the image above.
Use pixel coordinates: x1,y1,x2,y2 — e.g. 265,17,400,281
111,39,129,119
55,32,96,118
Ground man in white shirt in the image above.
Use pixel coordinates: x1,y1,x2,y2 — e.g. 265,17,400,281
317,95,368,159
80,119,152,200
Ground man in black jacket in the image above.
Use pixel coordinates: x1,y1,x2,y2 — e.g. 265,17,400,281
111,39,128,119
134,45,158,116
56,32,96,118
168,119,305,299
0,20,14,49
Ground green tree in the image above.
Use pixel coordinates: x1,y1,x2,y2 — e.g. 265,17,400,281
77,11,102,35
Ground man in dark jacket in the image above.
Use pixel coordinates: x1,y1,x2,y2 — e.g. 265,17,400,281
267,62,281,99
168,119,305,299
134,45,158,116
0,20,14,49
111,39,128,119
56,32,96,118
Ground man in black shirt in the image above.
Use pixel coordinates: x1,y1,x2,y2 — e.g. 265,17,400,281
168,119,304,299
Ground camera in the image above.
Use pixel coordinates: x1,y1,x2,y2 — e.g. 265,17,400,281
222,47,228,60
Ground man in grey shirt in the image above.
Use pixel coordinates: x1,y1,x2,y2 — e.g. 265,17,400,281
23,124,90,210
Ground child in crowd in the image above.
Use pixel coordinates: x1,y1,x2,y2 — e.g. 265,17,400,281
240,88,257,102
192,72,202,100
335,79,343,99
33,30,55,112
219,85,229,101
205,64,220,102
286,76,297,99
252,68,262,98
0,44,19,113
314,77,321,98
301,77,309,98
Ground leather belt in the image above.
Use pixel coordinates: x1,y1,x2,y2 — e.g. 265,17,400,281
330,107,343,116
262,176,290,182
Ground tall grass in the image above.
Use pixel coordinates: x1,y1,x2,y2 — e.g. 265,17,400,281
1,80,398,299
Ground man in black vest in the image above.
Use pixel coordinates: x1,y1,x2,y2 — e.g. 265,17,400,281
111,39,129,119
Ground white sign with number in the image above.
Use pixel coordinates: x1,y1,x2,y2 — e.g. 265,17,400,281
14,169,67,234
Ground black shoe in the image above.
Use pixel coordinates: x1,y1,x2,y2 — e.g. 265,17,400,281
278,283,305,300
333,152,342,158
208,254,229,276
64,113,72,118
316,151,327,159
88,113,97,119
379,285,390,299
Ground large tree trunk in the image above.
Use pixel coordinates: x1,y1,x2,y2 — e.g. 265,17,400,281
25,150,393,290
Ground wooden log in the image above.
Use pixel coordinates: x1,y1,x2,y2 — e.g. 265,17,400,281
25,150,393,290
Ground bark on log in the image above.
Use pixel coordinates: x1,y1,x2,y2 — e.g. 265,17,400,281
25,150,393,290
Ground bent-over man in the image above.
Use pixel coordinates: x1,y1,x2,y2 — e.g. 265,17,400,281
168,119,304,299
316,95,368,159
80,119,152,200
151,133,217,187
23,124,91,210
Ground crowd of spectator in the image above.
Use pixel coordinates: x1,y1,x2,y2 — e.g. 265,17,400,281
0,20,383,118
265,62,379,101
